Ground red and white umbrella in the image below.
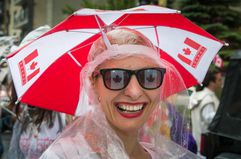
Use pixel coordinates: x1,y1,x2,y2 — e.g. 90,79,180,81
7,5,224,115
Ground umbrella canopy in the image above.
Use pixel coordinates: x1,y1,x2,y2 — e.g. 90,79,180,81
7,5,224,115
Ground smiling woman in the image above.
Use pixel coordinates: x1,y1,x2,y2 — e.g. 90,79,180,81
40,28,199,159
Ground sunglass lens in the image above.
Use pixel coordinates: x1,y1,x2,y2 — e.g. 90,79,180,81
104,70,129,90
137,69,162,89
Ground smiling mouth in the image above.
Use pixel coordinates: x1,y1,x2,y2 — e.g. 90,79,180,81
117,104,144,112
115,103,146,118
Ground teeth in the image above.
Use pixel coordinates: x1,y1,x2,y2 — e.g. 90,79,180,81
118,104,144,112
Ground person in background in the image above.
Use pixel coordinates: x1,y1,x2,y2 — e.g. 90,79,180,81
7,86,66,159
6,25,69,159
0,84,9,158
189,69,223,153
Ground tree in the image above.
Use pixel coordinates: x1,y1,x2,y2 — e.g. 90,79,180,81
139,0,158,5
62,0,137,15
174,0,241,65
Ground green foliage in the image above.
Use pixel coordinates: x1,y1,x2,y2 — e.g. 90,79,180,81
81,0,98,8
220,49,235,60
177,0,241,6
222,10,241,28
220,31,241,49
183,12,210,25
62,0,137,14
201,23,229,36
62,4,76,15
199,0,241,6
104,0,137,10
62,0,137,15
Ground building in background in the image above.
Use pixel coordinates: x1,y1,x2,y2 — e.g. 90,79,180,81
0,0,171,42
0,0,95,40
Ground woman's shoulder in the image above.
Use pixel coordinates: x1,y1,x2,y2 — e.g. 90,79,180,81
41,136,99,159
40,128,95,159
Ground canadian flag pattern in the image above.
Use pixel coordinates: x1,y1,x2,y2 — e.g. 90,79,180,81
18,49,40,85
178,37,207,68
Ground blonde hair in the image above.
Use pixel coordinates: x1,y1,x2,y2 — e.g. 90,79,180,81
88,28,154,61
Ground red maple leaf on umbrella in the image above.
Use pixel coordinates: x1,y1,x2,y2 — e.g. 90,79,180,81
30,61,38,70
183,48,191,55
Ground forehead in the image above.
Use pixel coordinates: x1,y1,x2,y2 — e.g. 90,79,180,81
98,56,159,69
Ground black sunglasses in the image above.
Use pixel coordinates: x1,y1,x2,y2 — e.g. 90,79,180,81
97,67,166,90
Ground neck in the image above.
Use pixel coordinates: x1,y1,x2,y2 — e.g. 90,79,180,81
114,129,150,159
207,85,215,92
116,129,139,154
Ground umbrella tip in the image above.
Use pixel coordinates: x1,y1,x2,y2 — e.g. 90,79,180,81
224,42,229,46
0,57,7,63
0,58,7,67
176,10,181,14
15,99,20,105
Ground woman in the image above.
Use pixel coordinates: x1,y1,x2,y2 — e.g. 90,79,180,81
40,28,199,158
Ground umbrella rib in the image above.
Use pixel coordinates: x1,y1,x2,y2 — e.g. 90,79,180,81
64,42,94,67
129,26,155,30
154,26,161,54
154,26,160,46
66,30,97,35
69,41,94,53
67,51,82,67
115,14,130,26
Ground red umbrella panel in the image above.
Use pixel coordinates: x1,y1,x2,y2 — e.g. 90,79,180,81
7,5,223,115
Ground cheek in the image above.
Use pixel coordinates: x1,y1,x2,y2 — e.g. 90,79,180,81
150,89,161,104
149,91,161,113
94,77,105,96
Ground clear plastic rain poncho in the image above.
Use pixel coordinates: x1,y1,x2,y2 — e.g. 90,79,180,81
40,28,200,159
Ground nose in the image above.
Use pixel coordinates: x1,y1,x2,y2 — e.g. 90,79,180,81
123,76,143,100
